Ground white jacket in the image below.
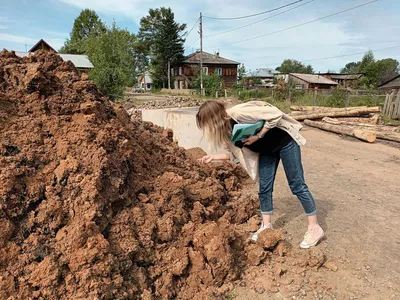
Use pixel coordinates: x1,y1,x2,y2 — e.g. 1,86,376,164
225,101,306,181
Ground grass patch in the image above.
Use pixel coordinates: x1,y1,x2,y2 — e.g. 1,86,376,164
235,89,379,108
382,117,400,126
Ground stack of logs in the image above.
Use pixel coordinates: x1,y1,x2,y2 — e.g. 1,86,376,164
289,106,400,143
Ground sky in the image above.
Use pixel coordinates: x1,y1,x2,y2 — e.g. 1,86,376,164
1,0,400,72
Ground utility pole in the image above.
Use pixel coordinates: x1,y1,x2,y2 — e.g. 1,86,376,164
143,70,146,92
200,12,203,96
168,59,171,89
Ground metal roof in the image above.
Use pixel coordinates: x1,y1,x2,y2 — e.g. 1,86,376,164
59,54,94,69
246,68,279,78
14,51,94,69
330,74,363,80
290,73,338,85
184,51,240,65
378,74,400,88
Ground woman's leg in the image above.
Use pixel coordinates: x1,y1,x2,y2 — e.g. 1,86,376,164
279,140,324,248
252,152,280,241
258,152,280,224
279,140,317,217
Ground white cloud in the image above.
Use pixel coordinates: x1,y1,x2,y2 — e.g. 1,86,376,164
55,0,399,71
0,33,37,45
0,33,65,51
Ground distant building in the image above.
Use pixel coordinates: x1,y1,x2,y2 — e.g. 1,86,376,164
378,74,400,92
244,68,279,88
320,72,363,88
28,39,57,52
137,71,152,90
171,51,240,89
13,39,94,73
287,73,338,90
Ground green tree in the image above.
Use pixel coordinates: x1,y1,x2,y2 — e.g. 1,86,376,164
59,9,106,54
340,61,360,74
138,7,186,88
192,70,223,96
86,22,137,99
375,58,399,85
358,50,375,74
237,64,247,81
275,59,314,74
340,51,399,87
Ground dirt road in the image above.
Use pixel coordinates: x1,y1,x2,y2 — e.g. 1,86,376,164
234,127,400,300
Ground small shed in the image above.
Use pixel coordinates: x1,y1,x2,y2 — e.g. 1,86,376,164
289,73,338,90
29,39,57,52
378,75,400,92
320,73,363,88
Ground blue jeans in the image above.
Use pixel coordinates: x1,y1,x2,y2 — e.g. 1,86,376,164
258,140,317,216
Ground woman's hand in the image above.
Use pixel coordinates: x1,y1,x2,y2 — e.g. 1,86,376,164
244,135,260,146
198,154,215,163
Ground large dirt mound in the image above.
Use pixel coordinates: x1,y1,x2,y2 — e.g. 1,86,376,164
0,50,331,299
0,50,264,299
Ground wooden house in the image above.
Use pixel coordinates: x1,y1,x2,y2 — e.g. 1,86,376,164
288,73,338,90
171,51,240,89
378,74,400,92
320,72,363,88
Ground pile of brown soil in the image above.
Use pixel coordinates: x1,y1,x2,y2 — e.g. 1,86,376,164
0,50,328,299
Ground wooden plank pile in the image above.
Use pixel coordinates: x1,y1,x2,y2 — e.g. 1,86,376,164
289,105,400,144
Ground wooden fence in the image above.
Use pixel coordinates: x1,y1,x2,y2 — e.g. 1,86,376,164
383,89,400,119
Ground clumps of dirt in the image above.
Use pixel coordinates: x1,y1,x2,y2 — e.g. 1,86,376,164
257,228,285,249
186,147,207,160
0,50,328,299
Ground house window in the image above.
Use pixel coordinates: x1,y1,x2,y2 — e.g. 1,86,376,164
202,67,208,75
179,67,182,75
295,84,304,90
216,68,222,76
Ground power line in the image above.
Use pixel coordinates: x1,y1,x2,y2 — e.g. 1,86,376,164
204,0,314,38
239,40,400,52
186,38,200,51
255,44,400,66
203,0,304,20
183,17,200,40
302,44,400,63
207,0,378,48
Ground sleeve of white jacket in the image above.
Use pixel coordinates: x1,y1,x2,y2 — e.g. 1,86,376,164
261,105,283,129
239,104,283,129
223,143,235,162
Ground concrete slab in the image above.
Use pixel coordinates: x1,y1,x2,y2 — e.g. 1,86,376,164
142,107,223,155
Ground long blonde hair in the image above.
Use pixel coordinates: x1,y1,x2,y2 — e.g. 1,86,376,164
196,101,232,149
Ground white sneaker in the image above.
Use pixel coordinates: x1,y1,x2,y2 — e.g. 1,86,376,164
300,225,324,249
251,222,273,242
